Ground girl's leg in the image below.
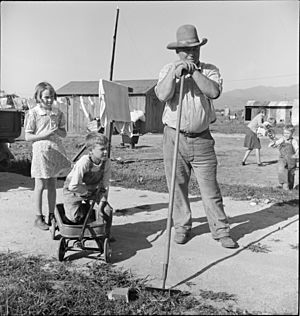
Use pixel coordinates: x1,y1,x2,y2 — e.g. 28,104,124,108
255,149,262,165
242,149,252,164
47,178,57,215
34,178,49,230
34,178,46,216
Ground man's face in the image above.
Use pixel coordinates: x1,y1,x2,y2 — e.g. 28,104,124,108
176,46,200,63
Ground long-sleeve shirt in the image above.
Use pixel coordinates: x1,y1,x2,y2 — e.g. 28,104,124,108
64,154,111,199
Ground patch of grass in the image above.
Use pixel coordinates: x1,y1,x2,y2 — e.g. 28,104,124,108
289,243,298,250
198,290,237,302
211,117,299,137
110,160,299,203
0,251,247,315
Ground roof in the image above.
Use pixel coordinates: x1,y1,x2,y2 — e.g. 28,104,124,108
246,100,294,108
56,79,158,96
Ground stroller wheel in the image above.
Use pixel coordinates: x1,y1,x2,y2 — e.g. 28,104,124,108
58,237,67,262
103,238,112,263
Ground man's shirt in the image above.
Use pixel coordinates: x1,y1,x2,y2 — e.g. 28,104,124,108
155,62,223,133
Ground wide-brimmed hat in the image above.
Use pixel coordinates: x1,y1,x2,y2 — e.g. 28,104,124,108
167,24,207,50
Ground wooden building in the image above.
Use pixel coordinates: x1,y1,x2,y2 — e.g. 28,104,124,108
244,100,297,124
56,80,165,134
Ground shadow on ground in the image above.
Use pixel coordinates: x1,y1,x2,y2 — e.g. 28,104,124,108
110,199,298,264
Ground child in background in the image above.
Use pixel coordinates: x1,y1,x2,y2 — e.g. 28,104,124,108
269,124,299,190
25,82,71,230
257,117,277,140
63,132,113,237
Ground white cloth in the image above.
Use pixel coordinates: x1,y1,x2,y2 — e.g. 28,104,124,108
130,110,145,123
99,79,131,137
114,121,133,137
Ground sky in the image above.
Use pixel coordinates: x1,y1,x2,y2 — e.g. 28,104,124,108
0,0,299,98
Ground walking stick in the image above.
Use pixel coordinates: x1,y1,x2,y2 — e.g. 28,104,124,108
162,75,185,289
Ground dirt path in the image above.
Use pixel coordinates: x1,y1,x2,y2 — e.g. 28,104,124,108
0,133,299,314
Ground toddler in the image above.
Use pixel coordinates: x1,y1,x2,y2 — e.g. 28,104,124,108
257,117,277,140
269,124,299,190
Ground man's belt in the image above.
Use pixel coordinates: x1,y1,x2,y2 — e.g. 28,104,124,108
166,125,208,138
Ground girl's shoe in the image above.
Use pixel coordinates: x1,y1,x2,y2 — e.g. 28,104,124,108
47,212,55,226
34,215,49,230
242,161,246,166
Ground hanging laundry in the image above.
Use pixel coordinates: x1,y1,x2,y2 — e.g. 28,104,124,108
98,79,132,137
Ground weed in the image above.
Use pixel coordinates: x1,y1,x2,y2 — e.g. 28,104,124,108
198,290,237,302
246,243,271,253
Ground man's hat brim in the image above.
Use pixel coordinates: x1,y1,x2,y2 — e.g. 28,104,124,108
167,38,208,50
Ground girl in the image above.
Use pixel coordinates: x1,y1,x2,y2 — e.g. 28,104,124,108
242,107,266,166
25,82,71,230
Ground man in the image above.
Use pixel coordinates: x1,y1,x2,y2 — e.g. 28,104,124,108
155,24,238,248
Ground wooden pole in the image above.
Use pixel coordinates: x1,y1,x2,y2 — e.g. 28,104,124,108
161,75,185,289
109,7,119,82
107,7,120,158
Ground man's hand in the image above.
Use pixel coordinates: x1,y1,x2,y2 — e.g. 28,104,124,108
174,61,197,78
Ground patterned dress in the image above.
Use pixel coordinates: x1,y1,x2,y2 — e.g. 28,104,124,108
24,104,71,179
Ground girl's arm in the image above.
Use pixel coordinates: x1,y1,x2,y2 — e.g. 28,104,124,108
25,129,56,142
55,112,67,138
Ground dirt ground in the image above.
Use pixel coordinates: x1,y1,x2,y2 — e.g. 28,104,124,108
0,132,299,314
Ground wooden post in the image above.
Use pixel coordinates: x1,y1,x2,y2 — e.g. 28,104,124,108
107,7,120,158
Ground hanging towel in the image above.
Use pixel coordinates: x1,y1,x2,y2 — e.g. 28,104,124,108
99,79,131,122
98,79,132,137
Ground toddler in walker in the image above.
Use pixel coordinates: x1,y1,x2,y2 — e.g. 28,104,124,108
269,124,299,190
257,117,277,140
63,132,113,236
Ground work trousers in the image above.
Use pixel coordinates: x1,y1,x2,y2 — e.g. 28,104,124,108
163,126,230,239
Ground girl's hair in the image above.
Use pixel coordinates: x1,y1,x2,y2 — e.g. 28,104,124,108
85,132,108,149
283,124,295,134
34,82,57,103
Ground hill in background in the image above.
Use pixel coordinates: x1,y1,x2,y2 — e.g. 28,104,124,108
214,84,299,111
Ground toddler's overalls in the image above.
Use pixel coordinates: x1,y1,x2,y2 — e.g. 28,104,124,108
278,142,297,189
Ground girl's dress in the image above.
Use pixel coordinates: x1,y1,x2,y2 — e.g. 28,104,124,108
25,104,71,178
243,113,264,150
